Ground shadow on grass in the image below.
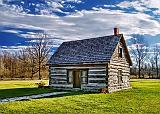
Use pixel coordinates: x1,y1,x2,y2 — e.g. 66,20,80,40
39,90,99,99
0,88,98,100
0,87,55,100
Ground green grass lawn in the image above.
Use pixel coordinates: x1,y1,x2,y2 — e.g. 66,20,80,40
0,79,160,114
0,80,54,99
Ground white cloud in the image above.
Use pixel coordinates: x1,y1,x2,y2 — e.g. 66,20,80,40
55,20,75,26
0,0,3,5
104,5,116,8
1,7,160,39
117,1,148,12
63,0,82,4
156,43,160,46
153,10,160,15
66,11,84,18
47,1,63,8
66,8,160,36
118,0,160,13
0,1,160,51
0,46,28,51
141,0,160,9
2,29,21,34
19,33,38,38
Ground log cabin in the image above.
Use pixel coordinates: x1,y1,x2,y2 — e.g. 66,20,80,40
47,28,132,93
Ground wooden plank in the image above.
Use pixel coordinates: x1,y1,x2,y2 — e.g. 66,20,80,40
50,72,66,75
106,63,109,84
89,70,106,74
89,80,106,83
82,83,106,87
88,74,106,76
50,74,67,77
89,78,106,81
89,69,106,71
51,66,106,69
49,64,107,67
55,81,67,84
50,67,66,71
88,75,106,78
51,69,67,72
50,77,67,80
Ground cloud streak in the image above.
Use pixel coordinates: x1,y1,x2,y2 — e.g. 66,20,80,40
0,0,160,51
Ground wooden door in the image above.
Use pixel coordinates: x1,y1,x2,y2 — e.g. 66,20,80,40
73,70,81,88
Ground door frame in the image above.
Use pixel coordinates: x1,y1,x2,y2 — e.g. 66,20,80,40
73,70,81,88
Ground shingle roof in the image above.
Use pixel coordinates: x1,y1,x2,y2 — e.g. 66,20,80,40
48,34,122,65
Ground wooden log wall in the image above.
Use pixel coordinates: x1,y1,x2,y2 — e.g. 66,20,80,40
49,65,107,91
82,67,106,91
108,42,131,93
49,67,67,85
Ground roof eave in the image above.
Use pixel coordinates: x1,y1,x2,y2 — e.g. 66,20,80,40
120,34,132,66
47,61,109,66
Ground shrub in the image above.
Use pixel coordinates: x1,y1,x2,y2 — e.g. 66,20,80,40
100,88,108,93
35,81,46,88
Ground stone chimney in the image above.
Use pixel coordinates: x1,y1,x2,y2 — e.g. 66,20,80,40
114,27,119,35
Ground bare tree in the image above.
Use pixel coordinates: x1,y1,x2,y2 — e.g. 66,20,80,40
27,32,50,80
147,55,154,78
153,45,160,78
3,51,13,79
130,35,148,78
18,48,36,79
0,53,4,79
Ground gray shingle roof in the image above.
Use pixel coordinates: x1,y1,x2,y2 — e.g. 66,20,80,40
48,35,121,65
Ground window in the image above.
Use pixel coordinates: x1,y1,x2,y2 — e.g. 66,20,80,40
81,70,88,84
67,70,73,84
119,47,123,58
67,69,88,84
118,70,123,84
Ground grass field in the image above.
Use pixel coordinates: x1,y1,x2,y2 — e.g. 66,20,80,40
0,80,54,99
0,79,160,114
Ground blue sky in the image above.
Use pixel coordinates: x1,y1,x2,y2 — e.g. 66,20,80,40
0,0,160,51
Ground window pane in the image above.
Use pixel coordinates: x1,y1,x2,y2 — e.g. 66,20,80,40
119,47,123,58
68,70,73,84
118,70,123,84
81,70,88,84
81,77,88,84
82,77,87,82
69,76,72,83
82,70,87,76
68,71,72,77
118,70,122,76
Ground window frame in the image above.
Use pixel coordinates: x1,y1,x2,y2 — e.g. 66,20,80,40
67,70,73,84
80,70,88,84
118,70,123,84
118,47,123,58
67,69,88,84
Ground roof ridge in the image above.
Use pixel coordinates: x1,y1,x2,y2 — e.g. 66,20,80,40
63,34,123,43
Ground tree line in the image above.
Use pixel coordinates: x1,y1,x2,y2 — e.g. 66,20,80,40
0,33,51,80
130,34,160,79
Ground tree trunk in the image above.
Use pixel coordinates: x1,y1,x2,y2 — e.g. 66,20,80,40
38,58,41,80
31,67,34,79
39,65,41,80
155,61,159,78
138,59,141,78
38,45,41,80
